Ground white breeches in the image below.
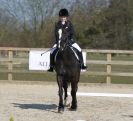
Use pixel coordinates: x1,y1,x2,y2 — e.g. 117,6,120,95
50,44,57,53
72,43,81,52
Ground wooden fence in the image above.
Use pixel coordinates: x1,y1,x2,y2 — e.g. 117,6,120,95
0,47,133,84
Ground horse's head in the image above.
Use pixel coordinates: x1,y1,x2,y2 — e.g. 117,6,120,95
57,28,69,51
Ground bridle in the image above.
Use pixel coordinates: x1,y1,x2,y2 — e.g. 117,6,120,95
57,28,70,51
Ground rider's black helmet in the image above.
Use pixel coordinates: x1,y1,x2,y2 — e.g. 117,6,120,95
59,8,69,17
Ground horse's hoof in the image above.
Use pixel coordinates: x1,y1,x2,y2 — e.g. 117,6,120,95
69,106,77,111
58,107,64,113
69,108,77,111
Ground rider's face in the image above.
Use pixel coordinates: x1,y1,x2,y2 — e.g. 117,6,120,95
59,16,67,22
59,16,68,25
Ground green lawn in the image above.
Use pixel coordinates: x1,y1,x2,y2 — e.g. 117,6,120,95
1,72,133,84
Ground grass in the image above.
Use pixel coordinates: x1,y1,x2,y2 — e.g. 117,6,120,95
1,72,133,84
13,72,56,81
111,76,133,84
9,117,14,121
0,73,8,80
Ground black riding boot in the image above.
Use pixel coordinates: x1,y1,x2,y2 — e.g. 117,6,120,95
47,53,54,72
77,51,87,69
47,48,58,72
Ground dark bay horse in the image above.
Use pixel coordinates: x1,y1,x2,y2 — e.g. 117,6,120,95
55,28,81,112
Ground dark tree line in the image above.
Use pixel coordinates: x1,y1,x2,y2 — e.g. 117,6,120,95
73,0,133,49
0,0,133,49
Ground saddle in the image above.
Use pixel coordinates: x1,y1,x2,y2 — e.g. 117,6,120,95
54,46,80,63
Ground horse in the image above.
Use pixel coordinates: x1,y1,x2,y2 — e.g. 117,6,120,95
54,28,81,112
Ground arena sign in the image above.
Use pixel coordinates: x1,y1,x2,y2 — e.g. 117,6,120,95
29,50,86,71
29,50,50,70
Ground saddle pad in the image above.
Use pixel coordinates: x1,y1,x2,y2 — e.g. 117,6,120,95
54,47,79,63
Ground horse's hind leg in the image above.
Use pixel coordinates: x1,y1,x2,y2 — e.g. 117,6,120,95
57,75,64,112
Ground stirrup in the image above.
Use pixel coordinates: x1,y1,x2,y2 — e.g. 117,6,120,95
81,65,87,69
47,67,54,72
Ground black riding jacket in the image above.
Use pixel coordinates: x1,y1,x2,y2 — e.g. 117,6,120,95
55,20,76,44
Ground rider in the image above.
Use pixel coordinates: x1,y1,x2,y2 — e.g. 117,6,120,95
47,8,87,72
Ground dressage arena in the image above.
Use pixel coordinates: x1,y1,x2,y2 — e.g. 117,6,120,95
0,81,133,121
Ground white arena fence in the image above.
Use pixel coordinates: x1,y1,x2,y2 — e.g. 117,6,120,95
0,47,133,84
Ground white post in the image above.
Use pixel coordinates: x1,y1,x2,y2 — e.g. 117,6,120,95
106,53,112,84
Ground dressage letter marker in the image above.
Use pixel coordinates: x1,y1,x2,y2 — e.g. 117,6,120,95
29,50,50,70
68,92,133,98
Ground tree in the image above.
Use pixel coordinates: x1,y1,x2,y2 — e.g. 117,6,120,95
100,0,133,49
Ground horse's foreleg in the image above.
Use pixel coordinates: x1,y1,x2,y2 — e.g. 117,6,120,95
63,80,68,100
57,75,64,112
70,81,78,110
63,80,70,107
